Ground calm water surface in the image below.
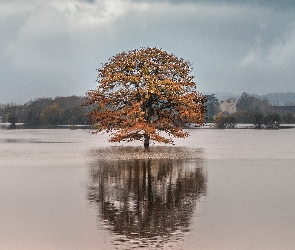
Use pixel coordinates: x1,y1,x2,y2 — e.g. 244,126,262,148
1,128,295,249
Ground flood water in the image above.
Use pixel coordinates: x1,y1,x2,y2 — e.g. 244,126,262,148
1,128,295,249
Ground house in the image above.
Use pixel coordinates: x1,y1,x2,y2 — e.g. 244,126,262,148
220,99,237,114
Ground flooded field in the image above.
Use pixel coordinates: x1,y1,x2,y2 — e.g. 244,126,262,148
1,128,295,249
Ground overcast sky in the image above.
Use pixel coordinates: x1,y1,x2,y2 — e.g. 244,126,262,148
1,0,295,104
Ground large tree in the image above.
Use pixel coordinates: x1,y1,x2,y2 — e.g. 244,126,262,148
86,47,206,147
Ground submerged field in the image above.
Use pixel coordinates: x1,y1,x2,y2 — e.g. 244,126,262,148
1,128,295,249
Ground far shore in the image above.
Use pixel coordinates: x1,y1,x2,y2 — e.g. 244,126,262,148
1,123,295,130
0,123,90,130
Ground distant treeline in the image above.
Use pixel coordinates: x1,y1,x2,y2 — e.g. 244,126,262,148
1,92,295,129
0,96,90,127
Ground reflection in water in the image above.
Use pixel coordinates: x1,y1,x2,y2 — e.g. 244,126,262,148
88,147,207,249
0,138,72,144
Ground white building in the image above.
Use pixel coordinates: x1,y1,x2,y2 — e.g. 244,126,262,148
220,99,237,114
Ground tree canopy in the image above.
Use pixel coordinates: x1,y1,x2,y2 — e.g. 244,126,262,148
86,47,206,146
236,92,274,114
204,94,220,121
0,96,89,128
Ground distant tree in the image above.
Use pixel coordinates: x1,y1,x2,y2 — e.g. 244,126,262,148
24,98,53,126
213,113,237,129
253,112,264,129
62,107,88,125
233,110,254,123
204,94,220,122
86,47,206,147
23,96,89,127
213,113,227,129
0,105,3,119
227,114,237,128
260,97,275,113
236,92,256,111
54,96,86,110
263,113,280,129
281,113,295,124
40,103,63,125
24,110,40,126
0,103,19,128
237,92,274,114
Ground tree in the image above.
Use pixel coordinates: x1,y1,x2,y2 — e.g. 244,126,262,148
263,113,280,129
253,112,264,129
24,98,53,126
40,103,63,125
233,110,254,123
281,113,295,124
24,110,40,127
23,96,89,127
86,47,206,147
213,112,237,129
204,94,220,122
227,114,237,128
1,103,19,129
62,107,88,125
237,92,274,114
213,113,227,128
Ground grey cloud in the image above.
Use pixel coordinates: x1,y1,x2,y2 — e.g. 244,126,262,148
1,0,295,104
131,0,295,9
93,2,295,95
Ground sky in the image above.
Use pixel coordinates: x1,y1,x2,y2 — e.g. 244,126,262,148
1,0,295,104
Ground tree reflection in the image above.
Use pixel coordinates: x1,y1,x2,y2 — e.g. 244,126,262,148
88,147,206,248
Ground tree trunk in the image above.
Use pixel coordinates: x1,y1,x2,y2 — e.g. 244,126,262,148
144,134,150,147
10,122,16,130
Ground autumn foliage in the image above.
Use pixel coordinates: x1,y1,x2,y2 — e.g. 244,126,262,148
86,47,206,146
